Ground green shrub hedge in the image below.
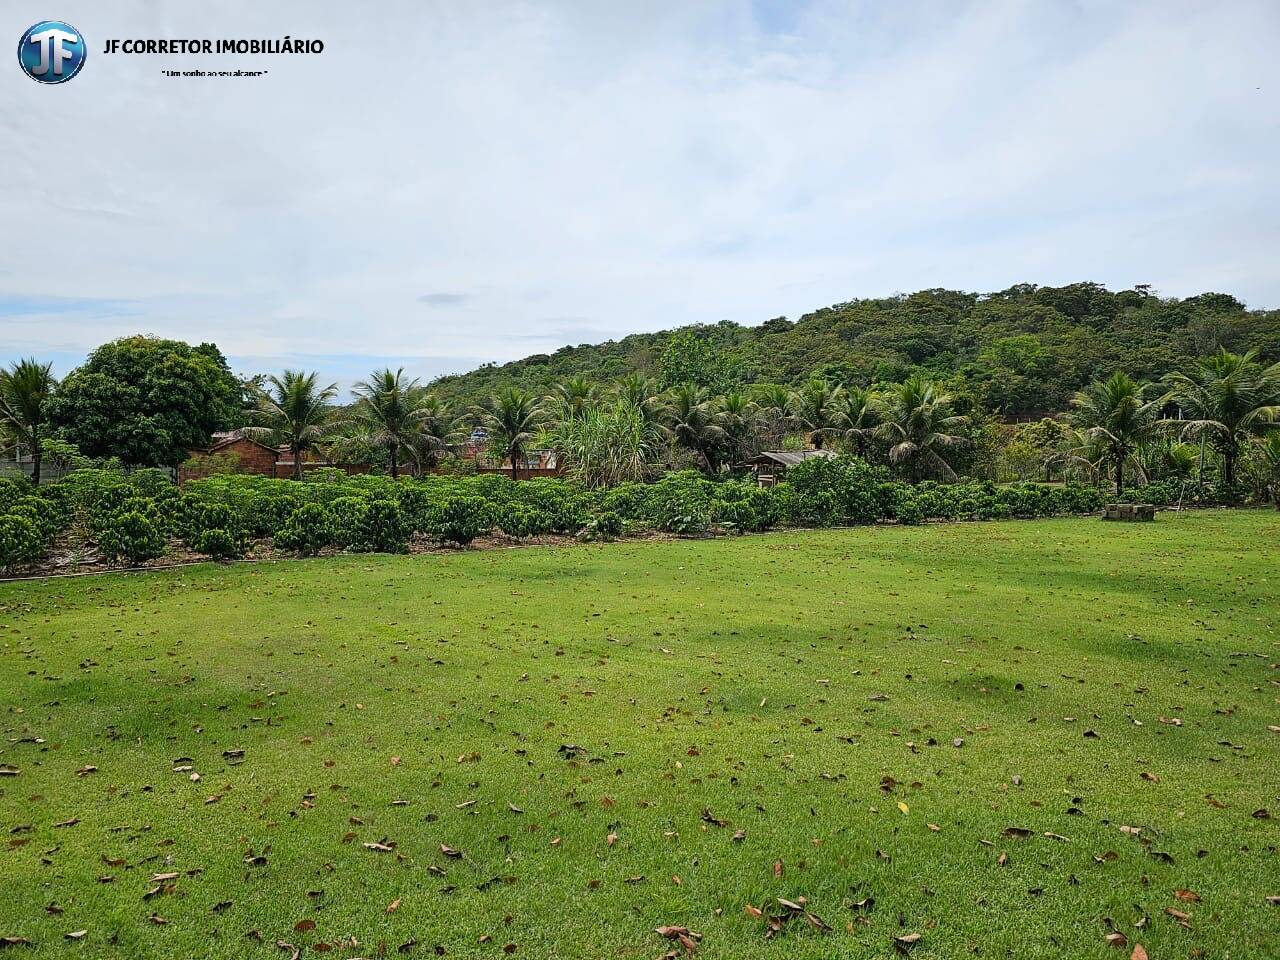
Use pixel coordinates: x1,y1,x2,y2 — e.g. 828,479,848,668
0,456,1171,571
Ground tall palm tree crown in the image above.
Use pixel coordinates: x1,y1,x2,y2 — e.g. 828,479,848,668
789,378,842,449
1067,371,1159,494
249,370,338,480
549,376,599,425
415,394,462,469
834,386,882,457
667,384,727,473
1162,348,1280,492
717,390,759,464
476,386,544,480
613,374,669,429
0,358,56,484
346,368,432,478
876,374,969,481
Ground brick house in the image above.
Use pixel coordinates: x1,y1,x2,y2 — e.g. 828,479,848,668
179,430,371,484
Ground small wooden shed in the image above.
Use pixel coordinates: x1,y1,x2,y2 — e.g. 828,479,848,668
738,449,838,486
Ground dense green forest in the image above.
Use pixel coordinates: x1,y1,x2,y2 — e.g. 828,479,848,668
430,282,1280,417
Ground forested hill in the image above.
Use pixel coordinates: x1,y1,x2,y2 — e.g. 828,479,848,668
429,283,1280,418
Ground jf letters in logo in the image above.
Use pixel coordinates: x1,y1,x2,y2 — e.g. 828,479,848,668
17,20,87,83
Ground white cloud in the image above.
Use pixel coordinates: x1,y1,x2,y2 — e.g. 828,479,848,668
2,0,1278,386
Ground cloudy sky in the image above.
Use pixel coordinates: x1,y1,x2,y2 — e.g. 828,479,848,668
3,0,1278,388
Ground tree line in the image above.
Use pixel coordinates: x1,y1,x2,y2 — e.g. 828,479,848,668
2,334,1278,503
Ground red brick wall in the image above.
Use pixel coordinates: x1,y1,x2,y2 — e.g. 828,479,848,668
179,438,278,484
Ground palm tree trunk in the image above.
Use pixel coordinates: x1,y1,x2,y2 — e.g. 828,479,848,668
389,442,399,479
510,446,519,481
293,442,304,481
30,427,40,485
1114,456,1124,495
1223,443,1236,496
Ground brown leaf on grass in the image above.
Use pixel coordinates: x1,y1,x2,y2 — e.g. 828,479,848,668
439,843,462,858
75,765,97,776
275,941,300,960
64,931,87,941
1266,895,1280,906
606,832,619,847
1104,932,1128,948
53,818,79,829
700,809,727,827
507,803,523,814
803,910,832,932
654,925,702,954
363,841,395,852
732,829,746,842
772,860,783,878
0,937,33,947
146,914,167,925
212,901,233,913
1002,827,1032,839
1164,907,1191,928
1173,889,1201,903
244,854,268,866
293,920,315,932
386,898,402,914
1140,772,1159,783
894,932,921,952
0,767,20,777
743,904,762,918
1130,946,1148,960
1094,851,1119,863
150,872,179,882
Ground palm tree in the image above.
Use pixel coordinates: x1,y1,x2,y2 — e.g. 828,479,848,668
549,376,598,425
751,383,792,449
667,384,726,473
476,386,544,480
415,394,462,468
1067,372,1159,494
249,370,338,480
789,377,842,449
1162,348,1280,494
834,386,882,458
876,374,970,482
717,390,759,465
346,368,428,478
0,359,56,484
613,374,669,429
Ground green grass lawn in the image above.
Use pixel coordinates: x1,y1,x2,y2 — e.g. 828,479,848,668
1,511,1277,958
